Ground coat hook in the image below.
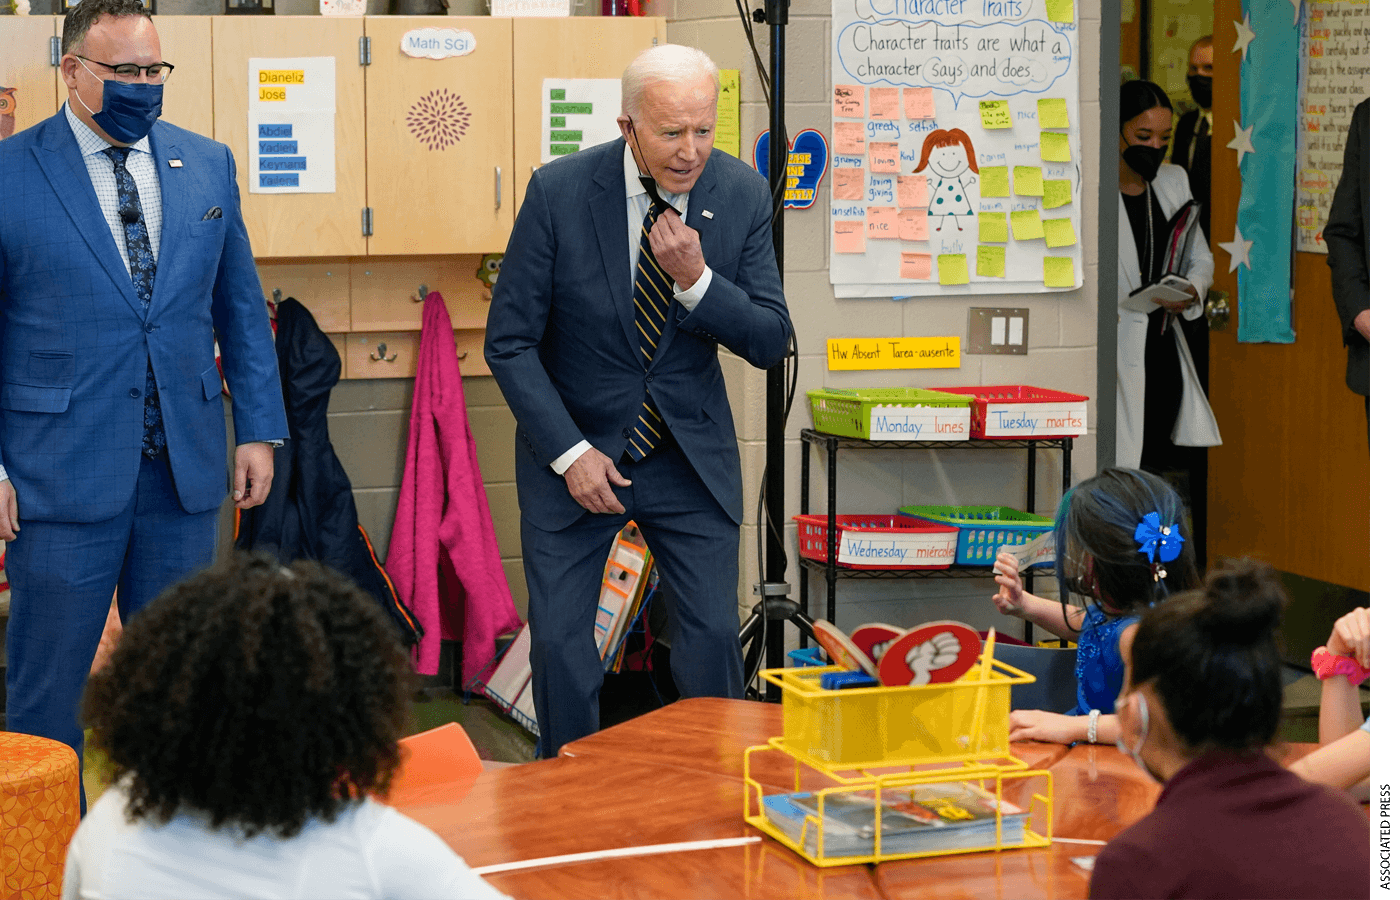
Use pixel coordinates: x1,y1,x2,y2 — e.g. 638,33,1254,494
457,346,469,360
272,288,282,304
415,284,428,302
369,342,397,363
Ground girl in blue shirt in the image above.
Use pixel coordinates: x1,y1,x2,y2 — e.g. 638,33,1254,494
989,467,1198,745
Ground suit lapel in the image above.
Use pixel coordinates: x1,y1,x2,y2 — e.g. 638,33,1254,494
148,124,191,317
34,112,143,318
589,139,645,367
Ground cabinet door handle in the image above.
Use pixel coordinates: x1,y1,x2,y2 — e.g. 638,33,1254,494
495,167,502,210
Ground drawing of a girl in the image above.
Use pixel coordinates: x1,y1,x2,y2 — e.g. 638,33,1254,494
913,128,980,232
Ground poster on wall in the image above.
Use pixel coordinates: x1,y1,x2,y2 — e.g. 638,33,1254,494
247,57,336,194
1295,0,1368,253
540,79,622,163
830,0,1082,298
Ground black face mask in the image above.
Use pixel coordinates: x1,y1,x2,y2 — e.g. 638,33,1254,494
1187,74,1212,110
1123,143,1167,182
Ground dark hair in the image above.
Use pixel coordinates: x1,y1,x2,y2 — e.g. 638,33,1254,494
1054,467,1199,623
1129,558,1287,751
62,0,151,56
1120,79,1172,126
83,553,417,839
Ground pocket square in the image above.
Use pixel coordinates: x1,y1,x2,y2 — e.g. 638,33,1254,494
201,207,223,221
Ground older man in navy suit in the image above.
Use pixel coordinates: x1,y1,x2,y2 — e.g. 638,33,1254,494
0,0,286,787
486,44,791,757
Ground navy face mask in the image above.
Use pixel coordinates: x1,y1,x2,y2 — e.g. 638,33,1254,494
76,60,163,144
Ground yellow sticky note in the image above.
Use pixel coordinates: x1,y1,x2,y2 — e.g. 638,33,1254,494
978,211,1008,243
1040,132,1072,163
833,168,864,201
1046,0,1074,24
1010,209,1045,241
976,245,1006,278
869,87,900,119
834,220,866,254
1044,256,1075,288
981,166,1010,197
938,254,970,285
979,100,1012,129
1042,179,1073,209
1038,97,1070,129
898,209,930,241
1043,217,1077,248
1014,166,1044,196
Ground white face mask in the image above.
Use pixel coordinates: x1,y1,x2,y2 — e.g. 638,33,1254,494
1114,692,1152,776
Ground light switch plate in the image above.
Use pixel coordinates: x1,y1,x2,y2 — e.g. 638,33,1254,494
967,307,1030,355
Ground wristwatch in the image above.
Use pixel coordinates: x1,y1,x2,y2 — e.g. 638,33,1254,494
1311,646,1369,686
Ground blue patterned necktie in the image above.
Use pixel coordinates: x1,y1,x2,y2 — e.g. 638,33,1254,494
628,202,672,461
102,146,165,458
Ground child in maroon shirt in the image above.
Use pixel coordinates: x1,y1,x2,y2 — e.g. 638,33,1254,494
1089,560,1367,900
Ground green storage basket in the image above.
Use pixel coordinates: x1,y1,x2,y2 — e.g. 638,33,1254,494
897,505,1054,566
807,388,973,440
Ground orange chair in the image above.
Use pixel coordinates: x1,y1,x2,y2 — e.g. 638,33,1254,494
385,722,485,806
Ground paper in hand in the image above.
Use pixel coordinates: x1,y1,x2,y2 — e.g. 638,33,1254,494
999,530,1055,572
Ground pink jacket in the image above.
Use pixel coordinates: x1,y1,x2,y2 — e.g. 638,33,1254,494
386,293,522,680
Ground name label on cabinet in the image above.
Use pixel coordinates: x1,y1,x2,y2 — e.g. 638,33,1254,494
868,405,970,441
400,28,478,60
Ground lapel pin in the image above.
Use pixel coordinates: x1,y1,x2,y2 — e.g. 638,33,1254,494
701,209,714,219
169,159,183,167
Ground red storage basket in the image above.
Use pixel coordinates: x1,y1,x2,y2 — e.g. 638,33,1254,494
793,514,959,570
933,385,1089,439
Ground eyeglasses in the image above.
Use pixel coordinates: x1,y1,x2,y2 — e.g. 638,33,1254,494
76,56,174,83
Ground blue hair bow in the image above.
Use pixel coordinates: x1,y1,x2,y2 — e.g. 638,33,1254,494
1134,512,1183,564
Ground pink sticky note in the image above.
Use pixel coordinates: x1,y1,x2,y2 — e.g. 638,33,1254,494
869,142,900,174
897,175,929,208
834,122,866,156
833,85,866,119
900,252,933,280
869,87,900,119
834,220,866,254
897,209,929,241
833,168,864,201
904,87,935,120
866,206,898,239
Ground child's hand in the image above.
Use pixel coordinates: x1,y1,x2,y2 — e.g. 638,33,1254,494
1326,607,1370,670
991,552,1026,617
1008,710,1081,744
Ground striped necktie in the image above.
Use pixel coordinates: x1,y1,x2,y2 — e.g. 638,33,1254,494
103,146,166,458
627,202,672,461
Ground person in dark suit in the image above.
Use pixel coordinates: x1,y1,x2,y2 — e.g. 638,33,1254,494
1170,34,1212,240
0,0,287,788
485,44,791,757
1323,98,1369,422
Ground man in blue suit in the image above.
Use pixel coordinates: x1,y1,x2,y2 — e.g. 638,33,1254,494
0,0,287,781
486,44,791,757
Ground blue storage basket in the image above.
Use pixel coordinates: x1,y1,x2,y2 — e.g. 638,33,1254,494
897,505,1054,566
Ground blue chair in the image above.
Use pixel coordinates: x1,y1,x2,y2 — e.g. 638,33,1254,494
994,644,1079,713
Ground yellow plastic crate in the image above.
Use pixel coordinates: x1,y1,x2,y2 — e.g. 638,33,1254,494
758,660,1034,770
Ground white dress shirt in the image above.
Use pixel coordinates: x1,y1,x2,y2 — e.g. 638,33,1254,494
549,146,714,475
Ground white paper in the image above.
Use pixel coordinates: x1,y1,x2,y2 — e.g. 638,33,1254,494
400,27,477,59
981,401,1087,437
319,0,365,16
248,57,336,194
541,79,622,166
999,530,1056,571
867,404,970,441
490,0,569,16
838,529,958,566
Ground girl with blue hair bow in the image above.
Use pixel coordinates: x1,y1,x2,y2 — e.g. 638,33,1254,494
988,467,1199,745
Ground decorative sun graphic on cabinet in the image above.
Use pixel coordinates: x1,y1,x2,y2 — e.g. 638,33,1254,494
405,89,471,151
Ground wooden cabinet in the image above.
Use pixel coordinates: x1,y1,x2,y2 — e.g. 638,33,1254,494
158,16,213,139
365,17,514,255
0,17,58,139
511,17,665,211
213,16,368,258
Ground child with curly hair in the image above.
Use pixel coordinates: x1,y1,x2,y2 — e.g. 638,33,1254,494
988,467,1198,745
64,553,508,900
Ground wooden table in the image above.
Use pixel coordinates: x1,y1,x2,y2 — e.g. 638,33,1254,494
397,699,1317,900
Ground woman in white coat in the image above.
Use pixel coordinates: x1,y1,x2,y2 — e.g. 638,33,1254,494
1116,80,1216,562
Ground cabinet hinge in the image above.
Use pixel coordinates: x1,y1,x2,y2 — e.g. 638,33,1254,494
50,36,61,67
359,35,371,66
362,207,373,236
